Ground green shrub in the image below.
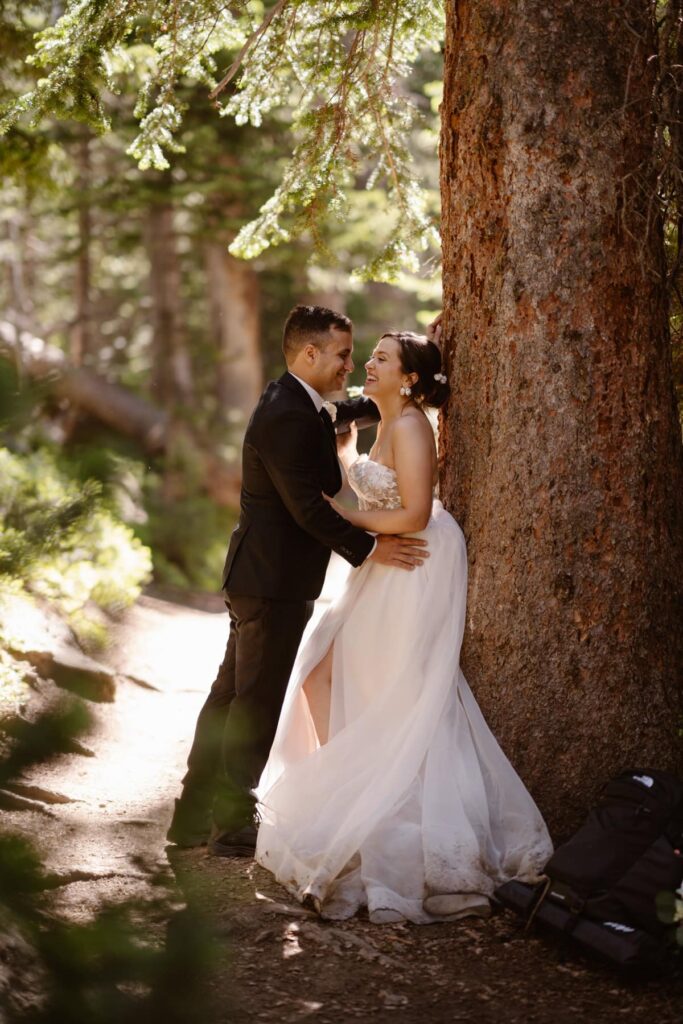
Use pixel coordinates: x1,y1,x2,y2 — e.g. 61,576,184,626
139,480,233,592
46,442,233,593
0,446,152,618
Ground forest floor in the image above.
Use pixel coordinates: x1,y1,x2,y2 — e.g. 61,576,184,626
2,589,683,1024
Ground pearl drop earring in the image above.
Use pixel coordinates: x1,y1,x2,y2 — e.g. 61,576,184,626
400,384,412,397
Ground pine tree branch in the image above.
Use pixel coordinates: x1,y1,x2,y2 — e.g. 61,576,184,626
208,0,290,100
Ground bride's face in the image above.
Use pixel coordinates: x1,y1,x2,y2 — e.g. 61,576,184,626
363,337,405,398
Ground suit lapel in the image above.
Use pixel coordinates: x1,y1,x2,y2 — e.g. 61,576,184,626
278,373,341,487
319,408,342,490
319,405,336,443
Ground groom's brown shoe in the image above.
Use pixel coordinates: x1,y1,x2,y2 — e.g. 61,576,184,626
208,821,258,857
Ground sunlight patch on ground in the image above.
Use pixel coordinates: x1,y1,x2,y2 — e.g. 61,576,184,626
11,595,228,891
5,560,350,899
282,921,303,958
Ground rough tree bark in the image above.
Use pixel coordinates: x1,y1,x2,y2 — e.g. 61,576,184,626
204,243,262,430
440,0,683,836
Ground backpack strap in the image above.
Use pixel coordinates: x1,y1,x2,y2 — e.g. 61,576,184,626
524,876,552,932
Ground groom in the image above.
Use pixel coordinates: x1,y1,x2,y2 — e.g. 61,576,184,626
167,304,429,855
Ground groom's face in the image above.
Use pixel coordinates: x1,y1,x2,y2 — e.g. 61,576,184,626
313,327,354,395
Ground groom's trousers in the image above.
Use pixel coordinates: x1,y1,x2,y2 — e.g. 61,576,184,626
179,592,314,831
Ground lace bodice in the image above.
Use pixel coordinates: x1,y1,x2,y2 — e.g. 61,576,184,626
347,455,402,511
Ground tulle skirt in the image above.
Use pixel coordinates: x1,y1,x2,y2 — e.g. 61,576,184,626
255,501,553,922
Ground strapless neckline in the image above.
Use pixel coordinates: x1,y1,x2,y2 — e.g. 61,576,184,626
350,454,440,507
354,454,396,476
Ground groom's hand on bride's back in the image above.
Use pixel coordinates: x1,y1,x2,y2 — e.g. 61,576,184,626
370,534,429,570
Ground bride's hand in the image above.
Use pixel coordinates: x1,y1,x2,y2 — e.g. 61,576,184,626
323,493,362,526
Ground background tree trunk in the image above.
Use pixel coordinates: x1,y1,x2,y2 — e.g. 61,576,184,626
4,214,35,348
70,134,92,369
146,202,194,409
440,0,683,836
205,243,262,430
305,272,347,317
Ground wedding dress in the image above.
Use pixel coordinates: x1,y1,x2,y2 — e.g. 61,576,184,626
255,456,553,923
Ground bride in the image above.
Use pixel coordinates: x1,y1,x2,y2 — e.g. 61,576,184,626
254,328,553,924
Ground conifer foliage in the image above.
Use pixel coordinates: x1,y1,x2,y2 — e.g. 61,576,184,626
1,1,444,279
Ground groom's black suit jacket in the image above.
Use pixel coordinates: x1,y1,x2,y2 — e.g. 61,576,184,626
222,372,380,601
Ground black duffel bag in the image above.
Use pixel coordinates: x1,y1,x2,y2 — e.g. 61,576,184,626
495,768,683,967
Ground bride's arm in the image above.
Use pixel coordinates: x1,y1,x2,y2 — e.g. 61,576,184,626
324,418,434,534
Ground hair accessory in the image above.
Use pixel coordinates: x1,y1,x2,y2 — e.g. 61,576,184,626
433,373,447,384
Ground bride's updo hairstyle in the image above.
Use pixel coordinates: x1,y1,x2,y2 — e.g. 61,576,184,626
382,331,450,409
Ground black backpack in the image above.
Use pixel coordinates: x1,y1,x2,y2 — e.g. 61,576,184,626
496,768,683,967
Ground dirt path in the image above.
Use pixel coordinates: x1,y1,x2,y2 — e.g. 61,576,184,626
5,591,683,1023
2,594,228,919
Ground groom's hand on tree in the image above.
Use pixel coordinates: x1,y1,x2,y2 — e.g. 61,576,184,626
336,421,358,470
370,535,429,570
426,312,443,348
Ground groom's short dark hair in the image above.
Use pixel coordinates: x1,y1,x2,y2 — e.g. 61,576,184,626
282,304,352,360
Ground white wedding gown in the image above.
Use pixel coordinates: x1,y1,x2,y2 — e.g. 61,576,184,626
255,456,553,923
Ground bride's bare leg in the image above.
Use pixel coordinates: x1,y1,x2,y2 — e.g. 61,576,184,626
302,644,333,746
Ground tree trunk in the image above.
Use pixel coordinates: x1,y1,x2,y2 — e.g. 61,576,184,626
4,214,35,354
305,273,347,316
146,202,194,409
205,243,262,430
440,0,683,836
70,134,92,369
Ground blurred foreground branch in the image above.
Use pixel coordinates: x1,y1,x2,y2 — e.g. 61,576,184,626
0,704,215,1024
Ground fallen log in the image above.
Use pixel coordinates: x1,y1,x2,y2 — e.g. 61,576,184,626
0,320,167,451
0,322,241,506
